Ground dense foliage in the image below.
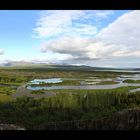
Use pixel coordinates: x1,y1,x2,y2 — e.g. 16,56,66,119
0,87,140,129
0,68,139,129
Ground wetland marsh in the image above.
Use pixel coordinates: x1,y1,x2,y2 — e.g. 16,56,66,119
1,67,140,129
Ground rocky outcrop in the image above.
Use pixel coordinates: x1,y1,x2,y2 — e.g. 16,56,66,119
0,123,26,130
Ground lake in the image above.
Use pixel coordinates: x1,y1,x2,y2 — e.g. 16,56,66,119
27,83,140,90
27,74,140,90
28,78,63,85
94,70,140,73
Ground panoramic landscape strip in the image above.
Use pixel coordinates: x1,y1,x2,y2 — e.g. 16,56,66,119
0,10,140,130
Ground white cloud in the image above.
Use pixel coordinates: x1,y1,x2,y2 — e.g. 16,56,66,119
94,10,114,19
40,36,126,62
33,10,85,38
97,10,140,57
41,36,91,57
33,10,113,38
0,49,4,55
33,10,140,67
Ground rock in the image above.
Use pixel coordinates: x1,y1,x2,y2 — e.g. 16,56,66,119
0,123,26,130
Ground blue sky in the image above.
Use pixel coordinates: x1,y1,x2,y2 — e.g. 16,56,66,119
0,10,139,68
0,10,41,60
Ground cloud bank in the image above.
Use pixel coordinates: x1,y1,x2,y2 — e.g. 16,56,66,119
0,49,4,55
33,10,113,38
33,10,140,68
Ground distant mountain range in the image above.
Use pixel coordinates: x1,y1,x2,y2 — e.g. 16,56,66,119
0,61,140,71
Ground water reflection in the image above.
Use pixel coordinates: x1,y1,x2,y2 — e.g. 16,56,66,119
28,78,63,85
27,74,140,90
27,83,140,90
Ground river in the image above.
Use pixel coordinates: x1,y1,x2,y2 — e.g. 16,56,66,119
27,83,140,90
26,74,140,91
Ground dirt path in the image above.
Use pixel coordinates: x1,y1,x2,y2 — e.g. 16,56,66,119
11,85,55,99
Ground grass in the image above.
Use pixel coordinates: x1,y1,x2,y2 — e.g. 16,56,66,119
46,86,140,94
96,81,119,85
0,86,17,95
0,67,134,80
123,79,140,83
0,94,12,102
31,90,46,94
0,82,22,86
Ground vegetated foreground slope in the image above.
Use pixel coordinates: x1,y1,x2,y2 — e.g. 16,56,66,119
37,108,140,130
0,67,140,130
0,87,140,130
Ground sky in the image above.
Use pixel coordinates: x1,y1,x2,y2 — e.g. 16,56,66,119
0,10,140,68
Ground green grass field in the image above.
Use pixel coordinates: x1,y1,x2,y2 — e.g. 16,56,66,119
124,79,140,83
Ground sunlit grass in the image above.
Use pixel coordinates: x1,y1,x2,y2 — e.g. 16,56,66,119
0,94,12,102
124,79,140,83
0,86,17,95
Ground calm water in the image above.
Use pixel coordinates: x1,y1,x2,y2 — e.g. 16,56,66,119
27,83,140,90
27,74,140,90
28,78,63,85
94,70,140,73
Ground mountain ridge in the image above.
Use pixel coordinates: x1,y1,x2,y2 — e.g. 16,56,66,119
0,61,139,71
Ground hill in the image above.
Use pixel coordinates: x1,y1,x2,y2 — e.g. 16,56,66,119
0,61,140,72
